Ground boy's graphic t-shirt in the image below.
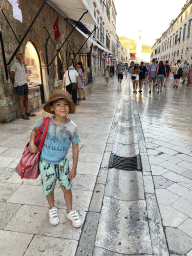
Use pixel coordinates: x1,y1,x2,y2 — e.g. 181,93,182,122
148,63,158,78
35,117,80,164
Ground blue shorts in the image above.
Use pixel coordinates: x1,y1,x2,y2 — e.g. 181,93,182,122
39,158,73,196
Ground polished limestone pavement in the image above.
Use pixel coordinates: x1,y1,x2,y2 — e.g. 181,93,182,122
0,75,192,255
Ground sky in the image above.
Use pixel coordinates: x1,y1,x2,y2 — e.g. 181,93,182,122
114,0,187,46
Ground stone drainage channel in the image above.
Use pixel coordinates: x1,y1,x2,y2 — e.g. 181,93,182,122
75,82,169,256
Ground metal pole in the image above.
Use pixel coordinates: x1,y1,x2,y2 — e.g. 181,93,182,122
1,10,20,43
73,26,97,60
0,31,9,80
7,0,48,65
45,42,49,75
48,10,88,67
43,27,56,48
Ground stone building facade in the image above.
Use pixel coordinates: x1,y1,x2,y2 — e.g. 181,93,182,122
151,0,192,65
0,0,96,122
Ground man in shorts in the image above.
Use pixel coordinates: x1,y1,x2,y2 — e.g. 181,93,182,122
10,50,36,120
116,62,125,85
148,59,158,93
138,62,147,92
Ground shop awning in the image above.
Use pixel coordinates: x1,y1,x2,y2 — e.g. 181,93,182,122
75,27,113,55
48,0,97,25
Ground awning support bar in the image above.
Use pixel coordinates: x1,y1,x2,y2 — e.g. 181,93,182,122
0,31,9,80
47,10,88,67
1,10,20,43
73,26,97,60
7,0,48,65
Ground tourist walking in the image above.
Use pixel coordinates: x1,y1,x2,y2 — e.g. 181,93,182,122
116,62,125,85
29,90,81,227
182,60,189,84
77,62,86,100
156,61,166,93
164,60,171,87
63,60,79,105
187,64,192,87
172,60,182,88
9,50,36,120
104,66,110,84
148,59,158,93
138,62,147,93
132,63,140,93
125,67,128,78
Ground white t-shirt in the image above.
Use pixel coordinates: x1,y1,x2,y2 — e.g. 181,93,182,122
10,59,28,87
64,66,79,86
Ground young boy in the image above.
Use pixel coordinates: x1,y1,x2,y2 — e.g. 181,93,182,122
29,90,81,227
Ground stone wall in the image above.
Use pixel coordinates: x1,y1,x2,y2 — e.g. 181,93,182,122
0,0,86,122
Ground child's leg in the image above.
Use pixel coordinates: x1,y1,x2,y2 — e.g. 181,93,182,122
46,191,55,209
78,88,81,99
82,88,86,99
63,189,72,213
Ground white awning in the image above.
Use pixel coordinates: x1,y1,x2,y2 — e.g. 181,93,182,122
48,0,97,25
75,27,113,55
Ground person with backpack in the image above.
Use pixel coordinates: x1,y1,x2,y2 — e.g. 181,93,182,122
172,60,182,88
156,61,166,93
164,60,171,87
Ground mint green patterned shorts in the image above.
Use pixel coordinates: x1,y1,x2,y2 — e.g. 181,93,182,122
39,158,73,196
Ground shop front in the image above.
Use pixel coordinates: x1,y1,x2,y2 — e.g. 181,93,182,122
24,41,45,110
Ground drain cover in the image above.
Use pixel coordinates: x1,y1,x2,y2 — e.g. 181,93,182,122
109,154,142,171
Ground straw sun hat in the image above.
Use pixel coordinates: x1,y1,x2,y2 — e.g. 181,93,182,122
43,90,76,114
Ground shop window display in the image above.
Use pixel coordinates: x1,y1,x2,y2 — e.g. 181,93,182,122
25,41,41,86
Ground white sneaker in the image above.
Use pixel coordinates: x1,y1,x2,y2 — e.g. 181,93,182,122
66,210,81,227
49,207,59,225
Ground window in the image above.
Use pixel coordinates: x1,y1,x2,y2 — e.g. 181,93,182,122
179,30,182,43
181,16,183,23
175,34,178,45
187,20,191,38
106,34,110,49
183,25,186,40
177,50,179,57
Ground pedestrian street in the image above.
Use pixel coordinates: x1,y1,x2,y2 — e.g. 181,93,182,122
1,75,192,255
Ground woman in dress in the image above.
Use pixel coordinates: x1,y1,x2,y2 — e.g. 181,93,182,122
77,62,86,100
125,67,128,79
187,64,192,87
104,66,110,84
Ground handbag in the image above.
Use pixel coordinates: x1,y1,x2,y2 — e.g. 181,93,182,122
15,117,49,179
131,75,136,80
68,70,78,91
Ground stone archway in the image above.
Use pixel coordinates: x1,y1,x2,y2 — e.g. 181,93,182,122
24,40,49,102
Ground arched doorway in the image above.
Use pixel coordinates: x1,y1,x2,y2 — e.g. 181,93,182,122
24,41,45,104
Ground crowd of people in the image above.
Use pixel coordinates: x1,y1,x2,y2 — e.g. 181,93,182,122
128,59,192,94
63,60,86,105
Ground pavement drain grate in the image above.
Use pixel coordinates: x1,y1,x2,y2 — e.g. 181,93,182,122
109,154,142,171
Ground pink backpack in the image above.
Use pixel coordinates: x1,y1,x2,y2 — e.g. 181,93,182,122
15,117,49,179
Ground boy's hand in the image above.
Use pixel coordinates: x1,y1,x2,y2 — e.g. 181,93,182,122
29,142,38,154
69,168,76,179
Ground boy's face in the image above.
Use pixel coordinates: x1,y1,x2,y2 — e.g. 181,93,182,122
50,99,70,118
